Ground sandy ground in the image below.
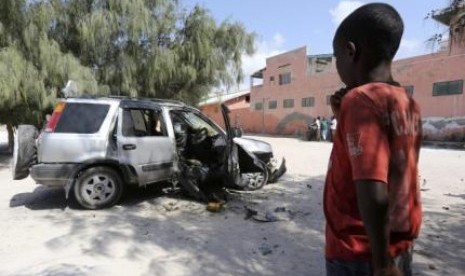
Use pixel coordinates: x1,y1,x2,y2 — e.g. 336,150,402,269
0,127,464,276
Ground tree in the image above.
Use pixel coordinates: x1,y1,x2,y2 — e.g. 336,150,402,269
0,0,255,150
45,0,254,104
0,0,100,150
426,0,465,52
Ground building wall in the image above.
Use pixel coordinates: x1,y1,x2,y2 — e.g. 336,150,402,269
200,94,260,132
248,46,465,141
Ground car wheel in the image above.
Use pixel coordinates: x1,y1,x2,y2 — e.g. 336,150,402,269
74,167,124,209
11,125,39,180
241,165,269,191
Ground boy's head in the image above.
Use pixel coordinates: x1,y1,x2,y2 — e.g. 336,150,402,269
333,3,404,87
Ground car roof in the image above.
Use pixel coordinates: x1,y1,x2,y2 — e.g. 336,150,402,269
62,96,187,108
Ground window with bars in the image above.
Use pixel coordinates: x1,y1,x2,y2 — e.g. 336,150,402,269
283,99,294,108
268,100,277,109
326,95,332,105
255,102,263,110
433,80,463,96
279,72,291,85
301,97,315,107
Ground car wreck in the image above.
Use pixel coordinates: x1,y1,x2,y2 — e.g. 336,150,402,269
12,97,286,209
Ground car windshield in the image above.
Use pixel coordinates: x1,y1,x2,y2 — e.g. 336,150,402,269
170,110,220,136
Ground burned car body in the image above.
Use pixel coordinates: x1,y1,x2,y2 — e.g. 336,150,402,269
12,97,286,209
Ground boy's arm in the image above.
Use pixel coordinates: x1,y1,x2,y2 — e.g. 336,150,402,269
356,180,401,276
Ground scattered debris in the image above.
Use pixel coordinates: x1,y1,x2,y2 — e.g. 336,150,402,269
243,206,290,222
206,201,225,212
259,246,273,256
163,201,179,212
253,212,282,223
244,207,258,220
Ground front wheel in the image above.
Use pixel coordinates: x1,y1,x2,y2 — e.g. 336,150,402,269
74,167,124,209
240,161,269,191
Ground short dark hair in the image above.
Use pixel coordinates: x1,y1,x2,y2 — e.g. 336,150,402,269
335,3,404,63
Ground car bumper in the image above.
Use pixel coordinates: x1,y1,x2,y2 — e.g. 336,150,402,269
30,164,76,187
268,158,287,183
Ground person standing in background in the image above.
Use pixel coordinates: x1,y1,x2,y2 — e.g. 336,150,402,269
315,116,321,141
330,116,337,142
321,117,329,141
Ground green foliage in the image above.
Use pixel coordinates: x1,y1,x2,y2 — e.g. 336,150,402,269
0,0,100,127
0,0,255,129
47,0,255,104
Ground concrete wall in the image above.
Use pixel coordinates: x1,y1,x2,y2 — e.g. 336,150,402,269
246,46,465,141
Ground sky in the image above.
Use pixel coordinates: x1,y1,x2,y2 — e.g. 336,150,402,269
182,0,452,91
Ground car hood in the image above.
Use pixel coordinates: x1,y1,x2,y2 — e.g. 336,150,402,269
233,137,272,153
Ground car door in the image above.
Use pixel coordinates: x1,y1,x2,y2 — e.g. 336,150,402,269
117,102,175,185
220,104,241,185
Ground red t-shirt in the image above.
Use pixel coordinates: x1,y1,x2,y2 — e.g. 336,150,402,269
324,82,422,261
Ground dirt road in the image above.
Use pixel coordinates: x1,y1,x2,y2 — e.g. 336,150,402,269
0,128,463,275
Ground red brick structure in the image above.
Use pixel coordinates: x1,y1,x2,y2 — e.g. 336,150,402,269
199,90,260,131
201,4,465,141
246,44,465,140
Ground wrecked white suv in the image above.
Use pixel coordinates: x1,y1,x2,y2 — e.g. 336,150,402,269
12,97,286,209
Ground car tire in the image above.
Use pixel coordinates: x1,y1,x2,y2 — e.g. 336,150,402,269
241,161,269,191
73,166,124,209
11,125,39,180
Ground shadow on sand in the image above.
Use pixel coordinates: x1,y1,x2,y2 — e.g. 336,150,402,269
9,182,177,211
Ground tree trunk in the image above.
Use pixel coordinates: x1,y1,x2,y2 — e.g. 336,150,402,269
6,123,14,154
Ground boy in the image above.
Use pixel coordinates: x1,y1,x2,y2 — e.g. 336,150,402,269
325,3,422,276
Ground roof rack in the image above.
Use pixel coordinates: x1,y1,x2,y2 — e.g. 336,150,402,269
63,94,185,106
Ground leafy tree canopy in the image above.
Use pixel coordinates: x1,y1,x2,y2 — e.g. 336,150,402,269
0,0,254,149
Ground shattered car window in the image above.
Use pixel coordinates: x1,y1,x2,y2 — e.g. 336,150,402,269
123,109,167,137
170,110,220,136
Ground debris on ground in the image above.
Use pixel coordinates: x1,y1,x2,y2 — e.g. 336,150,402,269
206,201,225,212
258,246,273,256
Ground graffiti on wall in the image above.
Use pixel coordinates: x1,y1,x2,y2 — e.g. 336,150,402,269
422,117,465,141
275,112,314,135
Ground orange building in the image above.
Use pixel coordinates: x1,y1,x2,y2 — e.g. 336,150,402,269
201,5,465,141
199,90,257,131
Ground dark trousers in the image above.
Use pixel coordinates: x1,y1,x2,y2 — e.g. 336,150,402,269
326,248,413,276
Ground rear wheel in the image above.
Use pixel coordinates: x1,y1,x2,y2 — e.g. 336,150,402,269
73,167,124,209
11,125,38,180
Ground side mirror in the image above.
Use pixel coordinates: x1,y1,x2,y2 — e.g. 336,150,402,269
232,127,243,138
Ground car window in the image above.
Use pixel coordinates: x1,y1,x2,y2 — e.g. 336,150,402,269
170,110,220,136
122,108,167,137
55,103,110,134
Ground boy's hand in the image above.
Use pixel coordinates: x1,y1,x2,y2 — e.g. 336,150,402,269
330,88,349,117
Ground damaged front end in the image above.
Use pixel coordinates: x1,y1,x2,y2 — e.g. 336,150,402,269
172,104,286,202
233,137,287,188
